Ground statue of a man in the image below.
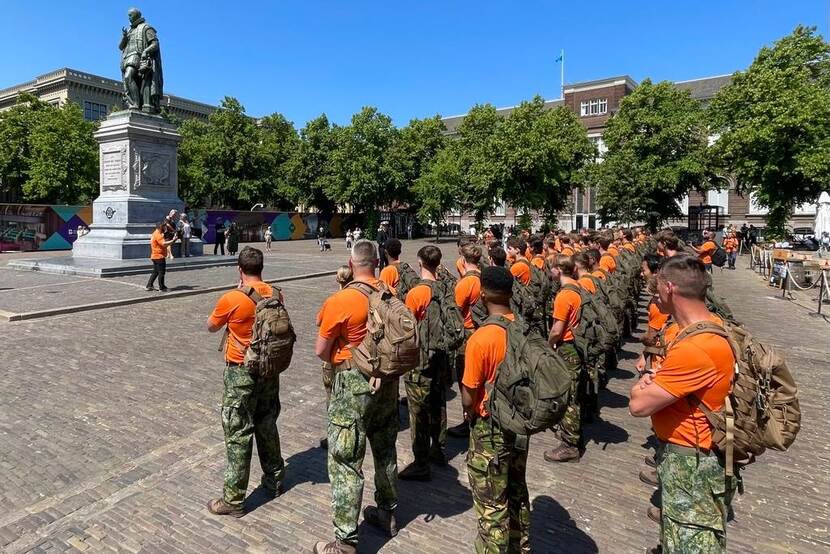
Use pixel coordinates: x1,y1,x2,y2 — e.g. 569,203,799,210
119,8,163,114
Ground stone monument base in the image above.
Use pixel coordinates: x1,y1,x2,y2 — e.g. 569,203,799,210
71,110,202,260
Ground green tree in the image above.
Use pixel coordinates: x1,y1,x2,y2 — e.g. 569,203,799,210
413,144,463,238
386,115,447,212
593,79,709,229
709,25,830,235
327,107,398,216
0,94,97,204
500,97,595,221
259,112,299,210
454,103,508,223
284,114,339,213
178,97,266,209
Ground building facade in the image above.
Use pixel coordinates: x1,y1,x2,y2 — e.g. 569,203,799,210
0,68,215,122
441,72,815,233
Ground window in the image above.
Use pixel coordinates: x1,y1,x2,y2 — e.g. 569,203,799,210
494,200,506,217
677,194,689,216
83,101,108,121
707,189,729,214
580,98,608,117
589,136,607,160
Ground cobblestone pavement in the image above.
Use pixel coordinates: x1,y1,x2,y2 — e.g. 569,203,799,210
0,240,356,316
0,249,827,553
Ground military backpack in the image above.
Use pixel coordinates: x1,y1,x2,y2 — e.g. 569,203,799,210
347,281,421,379
419,279,466,354
395,261,421,301
667,320,800,477
223,286,296,378
484,315,571,450
559,284,617,365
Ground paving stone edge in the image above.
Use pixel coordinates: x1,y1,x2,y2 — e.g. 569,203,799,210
0,270,337,322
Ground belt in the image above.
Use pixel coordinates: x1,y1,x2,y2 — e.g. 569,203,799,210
226,362,244,368
332,359,354,372
661,442,713,457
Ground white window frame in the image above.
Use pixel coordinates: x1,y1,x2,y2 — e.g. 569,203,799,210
493,200,506,217
707,189,729,214
580,98,608,117
748,192,769,215
677,194,689,216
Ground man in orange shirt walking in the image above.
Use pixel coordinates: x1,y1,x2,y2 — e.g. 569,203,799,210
545,256,584,463
314,240,399,554
630,255,736,553
692,230,718,273
461,266,530,552
723,231,739,270
206,247,285,517
146,221,177,291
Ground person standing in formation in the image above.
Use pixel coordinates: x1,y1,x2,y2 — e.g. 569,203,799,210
314,240,399,554
206,247,286,517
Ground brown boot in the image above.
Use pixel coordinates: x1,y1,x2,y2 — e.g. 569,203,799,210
207,498,244,518
639,467,659,487
543,443,580,463
363,505,398,538
312,540,356,554
647,506,661,524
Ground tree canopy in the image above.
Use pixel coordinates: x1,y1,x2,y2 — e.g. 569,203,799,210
593,79,709,229
709,25,830,235
0,94,97,204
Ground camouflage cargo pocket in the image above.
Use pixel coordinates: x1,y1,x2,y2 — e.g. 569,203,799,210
328,415,360,463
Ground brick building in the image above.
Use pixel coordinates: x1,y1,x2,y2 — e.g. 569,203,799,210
441,73,817,233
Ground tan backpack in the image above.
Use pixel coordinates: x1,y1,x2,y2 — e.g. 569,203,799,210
346,281,420,379
668,320,801,476
221,286,296,378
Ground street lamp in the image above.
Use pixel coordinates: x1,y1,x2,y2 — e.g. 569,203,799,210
251,203,264,212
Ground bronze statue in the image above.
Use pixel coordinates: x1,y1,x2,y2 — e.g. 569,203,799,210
119,7,163,114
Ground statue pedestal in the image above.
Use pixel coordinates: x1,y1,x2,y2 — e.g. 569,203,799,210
72,110,202,259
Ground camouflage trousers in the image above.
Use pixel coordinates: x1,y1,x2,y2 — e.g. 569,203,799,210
322,362,335,408
658,446,737,553
405,351,449,463
221,363,284,505
557,343,582,447
466,417,530,553
327,367,399,546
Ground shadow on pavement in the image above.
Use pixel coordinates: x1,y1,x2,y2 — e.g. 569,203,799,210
530,495,599,553
359,463,473,553
599,388,630,409
282,445,330,493
583,418,629,450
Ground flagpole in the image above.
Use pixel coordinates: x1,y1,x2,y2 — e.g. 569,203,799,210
560,49,565,98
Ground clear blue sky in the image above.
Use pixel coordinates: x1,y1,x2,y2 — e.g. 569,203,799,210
1,1,827,127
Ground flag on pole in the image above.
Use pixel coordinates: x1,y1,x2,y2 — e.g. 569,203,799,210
555,53,563,62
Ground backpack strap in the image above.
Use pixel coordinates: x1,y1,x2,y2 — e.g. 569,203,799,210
218,286,265,354
665,320,740,477
463,269,481,278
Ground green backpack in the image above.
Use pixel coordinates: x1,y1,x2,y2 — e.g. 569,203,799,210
559,284,617,365
511,259,548,334
597,268,627,330
419,279,466,354
463,270,489,328
396,262,421,301
581,275,621,346
484,315,572,450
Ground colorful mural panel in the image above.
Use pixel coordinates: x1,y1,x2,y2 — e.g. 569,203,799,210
0,204,91,252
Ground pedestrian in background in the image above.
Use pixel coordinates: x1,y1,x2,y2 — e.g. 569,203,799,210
227,222,240,256
264,226,273,253
146,221,176,291
214,221,226,256
180,215,192,257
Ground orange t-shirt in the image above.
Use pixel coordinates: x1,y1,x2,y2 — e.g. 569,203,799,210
599,253,617,273
560,246,574,257
647,300,670,332
592,269,607,281
462,313,516,417
405,282,433,321
608,245,620,257
455,273,482,330
652,316,734,449
552,286,581,343
699,241,717,265
150,229,167,260
554,237,562,252
317,278,380,364
456,257,466,278
723,237,738,253
622,242,636,253
209,282,274,364
379,263,400,295
577,275,597,294
530,255,545,270
510,259,532,285
524,246,533,261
